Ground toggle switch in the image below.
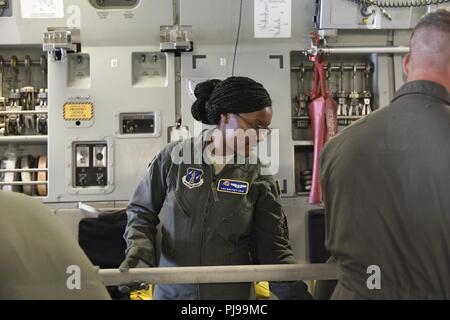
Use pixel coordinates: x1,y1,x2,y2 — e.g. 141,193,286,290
96,172,105,185
76,146,90,168
73,142,110,189
93,145,107,168
78,173,87,186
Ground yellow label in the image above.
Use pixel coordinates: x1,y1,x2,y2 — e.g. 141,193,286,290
64,103,94,121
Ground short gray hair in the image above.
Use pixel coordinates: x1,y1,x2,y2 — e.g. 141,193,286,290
411,9,450,41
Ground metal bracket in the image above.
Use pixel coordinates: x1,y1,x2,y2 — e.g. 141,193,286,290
43,28,81,61
160,25,194,55
269,55,284,69
281,179,288,194
192,55,206,69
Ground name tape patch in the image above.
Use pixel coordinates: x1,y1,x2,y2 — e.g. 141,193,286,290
217,179,249,195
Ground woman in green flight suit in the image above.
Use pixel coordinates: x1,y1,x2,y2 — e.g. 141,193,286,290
120,76,311,300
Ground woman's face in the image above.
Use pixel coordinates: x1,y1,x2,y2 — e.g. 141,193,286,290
218,106,273,158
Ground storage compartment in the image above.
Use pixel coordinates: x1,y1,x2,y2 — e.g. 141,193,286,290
290,51,379,142
0,46,48,198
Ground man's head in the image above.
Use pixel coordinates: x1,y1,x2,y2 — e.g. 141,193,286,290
403,9,450,91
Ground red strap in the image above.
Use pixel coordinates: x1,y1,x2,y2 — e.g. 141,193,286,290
311,56,328,100
310,32,321,47
316,58,328,99
311,62,320,99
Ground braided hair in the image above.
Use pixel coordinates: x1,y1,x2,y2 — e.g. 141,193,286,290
191,77,272,125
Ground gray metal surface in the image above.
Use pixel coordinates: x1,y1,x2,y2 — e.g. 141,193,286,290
0,1,172,46
316,0,428,30
1,0,409,201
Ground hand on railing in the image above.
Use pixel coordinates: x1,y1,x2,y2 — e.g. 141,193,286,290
118,258,152,297
270,280,313,300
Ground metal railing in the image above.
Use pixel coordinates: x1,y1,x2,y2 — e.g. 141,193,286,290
304,46,410,56
0,168,47,173
0,181,47,186
98,264,338,286
291,63,370,72
0,110,48,115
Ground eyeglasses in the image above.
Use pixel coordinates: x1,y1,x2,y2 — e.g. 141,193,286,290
235,114,272,137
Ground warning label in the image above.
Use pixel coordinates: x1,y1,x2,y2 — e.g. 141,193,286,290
63,103,94,121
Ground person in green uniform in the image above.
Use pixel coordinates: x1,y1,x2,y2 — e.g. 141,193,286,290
120,76,312,300
320,10,450,299
0,191,110,300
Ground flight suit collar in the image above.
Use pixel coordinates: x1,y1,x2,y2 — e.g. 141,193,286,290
193,128,257,173
393,80,450,105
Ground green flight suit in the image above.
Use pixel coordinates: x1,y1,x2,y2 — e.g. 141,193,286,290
124,129,310,300
0,191,110,300
321,80,450,299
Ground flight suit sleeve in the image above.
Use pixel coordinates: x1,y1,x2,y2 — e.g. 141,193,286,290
320,141,335,253
251,175,296,264
251,175,312,300
123,149,171,267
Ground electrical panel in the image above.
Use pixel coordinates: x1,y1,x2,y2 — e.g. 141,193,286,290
74,143,107,187
119,112,158,136
113,111,161,139
70,140,113,194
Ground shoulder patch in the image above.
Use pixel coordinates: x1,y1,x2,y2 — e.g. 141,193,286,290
182,167,204,189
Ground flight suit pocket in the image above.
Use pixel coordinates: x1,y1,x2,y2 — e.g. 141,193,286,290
214,197,254,248
161,192,192,244
226,241,252,264
173,192,190,218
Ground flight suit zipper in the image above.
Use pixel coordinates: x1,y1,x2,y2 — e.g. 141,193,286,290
212,180,219,202
198,164,238,298
198,165,216,299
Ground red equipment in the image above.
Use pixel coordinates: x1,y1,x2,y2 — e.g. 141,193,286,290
308,35,338,204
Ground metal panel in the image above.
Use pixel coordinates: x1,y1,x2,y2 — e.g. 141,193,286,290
47,47,176,202
180,0,315,45
180,0,316,197
0,0,173,46
316,0,428,30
